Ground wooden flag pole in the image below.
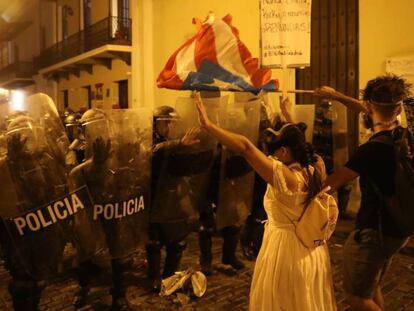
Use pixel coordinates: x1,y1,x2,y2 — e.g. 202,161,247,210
275,89,315,94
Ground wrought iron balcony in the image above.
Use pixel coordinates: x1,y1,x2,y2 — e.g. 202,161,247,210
0,61,34,88
36,16,131,70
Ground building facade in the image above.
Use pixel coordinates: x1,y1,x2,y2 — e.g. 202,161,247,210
0,0,151,112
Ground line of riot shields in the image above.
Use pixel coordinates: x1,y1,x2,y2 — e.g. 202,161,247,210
0,92,261,309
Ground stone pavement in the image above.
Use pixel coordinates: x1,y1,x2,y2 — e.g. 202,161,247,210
0,219,413,311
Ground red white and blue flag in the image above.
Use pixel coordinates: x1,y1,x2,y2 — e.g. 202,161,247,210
157,14,279,94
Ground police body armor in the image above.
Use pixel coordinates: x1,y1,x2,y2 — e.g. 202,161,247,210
71,108,151,259
0,93,102,280
150,98,225,232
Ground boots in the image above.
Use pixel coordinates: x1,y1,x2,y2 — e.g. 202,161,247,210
73,259,95,308
241,216,265,260
198,228,213,275
240,215,255,260
9,278,43,311
145,241,162,292
222,226,245,270
163,241,186,278
111,258,132,310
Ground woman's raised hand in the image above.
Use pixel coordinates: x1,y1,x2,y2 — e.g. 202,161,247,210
280,96,293,115
194,92,212,129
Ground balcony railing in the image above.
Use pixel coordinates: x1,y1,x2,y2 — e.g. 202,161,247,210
36,16,131,70
0,61,34,86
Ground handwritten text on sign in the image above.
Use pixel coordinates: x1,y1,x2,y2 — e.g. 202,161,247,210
261,0,312,67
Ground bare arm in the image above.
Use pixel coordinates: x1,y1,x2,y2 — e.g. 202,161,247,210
195,93,301,189
195,93,273,185
324,166,359,194
314,86,368,113
280,96,295,123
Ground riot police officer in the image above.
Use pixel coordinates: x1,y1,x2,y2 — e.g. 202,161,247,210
63,112,85,169
70,108,150,310
147,105,201,292
198,96,261,273
0,108,68,310
0,94,103,311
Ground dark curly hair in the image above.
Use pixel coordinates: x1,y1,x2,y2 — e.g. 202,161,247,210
362,74,411,103
266,123,323,206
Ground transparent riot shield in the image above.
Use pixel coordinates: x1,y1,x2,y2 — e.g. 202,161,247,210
150,96,227,230
0,93,103,279
295,104,315,143
216,96,261,230
331,100,348,170
312,101,335,174
71,108,151,259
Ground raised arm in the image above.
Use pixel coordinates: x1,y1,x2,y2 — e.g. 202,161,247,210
314,86,368,113
324,166,359,194
195,93,274,186
280,96,295,123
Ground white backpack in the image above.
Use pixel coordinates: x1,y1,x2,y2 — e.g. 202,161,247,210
292,186,339,248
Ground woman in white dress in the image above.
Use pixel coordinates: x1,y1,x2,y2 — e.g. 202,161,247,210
194,94,337,311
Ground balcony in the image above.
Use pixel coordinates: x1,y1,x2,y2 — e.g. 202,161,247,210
0,61,34,89
36,16,132,80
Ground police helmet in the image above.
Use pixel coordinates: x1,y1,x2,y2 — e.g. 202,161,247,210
80,108,107,126
153,106,179,122
64,112,82,127
61,107,74,119
5,111,29,127
7,115,36,133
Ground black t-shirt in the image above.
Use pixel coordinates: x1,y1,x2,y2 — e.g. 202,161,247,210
345,130,404,237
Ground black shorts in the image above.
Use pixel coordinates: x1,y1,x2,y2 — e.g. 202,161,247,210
342,228,408,298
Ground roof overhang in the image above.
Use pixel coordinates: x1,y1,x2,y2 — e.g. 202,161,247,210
0,78,33,89
39,44,132,79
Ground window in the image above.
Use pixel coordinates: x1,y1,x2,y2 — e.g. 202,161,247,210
83,0,92,29
118,80,128,109
63,90,69,108
118,0,129,20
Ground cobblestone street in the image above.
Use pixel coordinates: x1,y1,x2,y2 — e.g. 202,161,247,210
0,219,413,311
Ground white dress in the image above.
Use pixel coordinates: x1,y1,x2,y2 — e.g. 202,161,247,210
249,159,337,311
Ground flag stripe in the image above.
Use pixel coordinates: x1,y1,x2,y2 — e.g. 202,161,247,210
157,14,278,93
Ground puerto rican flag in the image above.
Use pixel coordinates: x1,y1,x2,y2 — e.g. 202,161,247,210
157,14,279,94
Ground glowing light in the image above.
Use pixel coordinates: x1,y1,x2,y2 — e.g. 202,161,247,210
11,91,25,111
0,88,8,96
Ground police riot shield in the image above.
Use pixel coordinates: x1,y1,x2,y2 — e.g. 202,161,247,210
312,101,335,174
150,96,227,229
216,96,261,230
72,108,151,259
331,100,348,171
0,93,103,279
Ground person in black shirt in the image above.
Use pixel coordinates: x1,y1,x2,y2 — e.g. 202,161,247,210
315,75,412,311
